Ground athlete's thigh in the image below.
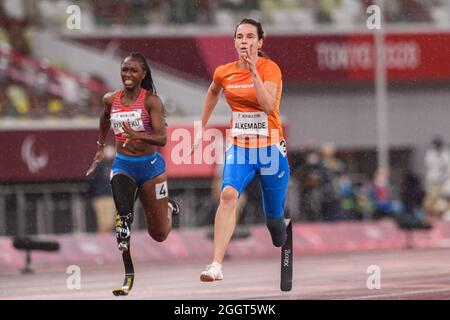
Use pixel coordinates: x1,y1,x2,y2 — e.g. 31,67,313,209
259,147,290,219
222,144,257,194
139,173,170,230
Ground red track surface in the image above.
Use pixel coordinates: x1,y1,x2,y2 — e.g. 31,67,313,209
1,248,449,300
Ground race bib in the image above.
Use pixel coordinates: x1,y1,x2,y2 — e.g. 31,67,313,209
232,112,269,137
110,110,145,134
277,139,287,157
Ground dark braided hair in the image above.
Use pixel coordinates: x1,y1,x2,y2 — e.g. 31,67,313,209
234,18,268,58
126,52,157,94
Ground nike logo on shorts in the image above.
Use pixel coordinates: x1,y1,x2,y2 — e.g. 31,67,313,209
150,158,157,165
278,171,285,178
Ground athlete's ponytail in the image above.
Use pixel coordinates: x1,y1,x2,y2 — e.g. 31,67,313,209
128,52,157,94
234,18,269,58
257,49,268,58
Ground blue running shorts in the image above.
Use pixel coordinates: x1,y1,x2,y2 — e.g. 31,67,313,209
111,152,166,186
222,141,290,219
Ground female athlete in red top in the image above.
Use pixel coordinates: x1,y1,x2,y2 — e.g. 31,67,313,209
86,52,180,294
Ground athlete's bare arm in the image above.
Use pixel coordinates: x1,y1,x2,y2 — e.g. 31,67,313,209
86,91,116,176
200,81,222,128
98,91,115,143
189,81,222,155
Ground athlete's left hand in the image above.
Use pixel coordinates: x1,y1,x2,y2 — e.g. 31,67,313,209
121,121,141,147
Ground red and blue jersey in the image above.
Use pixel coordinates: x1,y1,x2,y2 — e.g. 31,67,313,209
110,89,152,142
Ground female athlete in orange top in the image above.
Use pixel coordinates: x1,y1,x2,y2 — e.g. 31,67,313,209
193,19,290,282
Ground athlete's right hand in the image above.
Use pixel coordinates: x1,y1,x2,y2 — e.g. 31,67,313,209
188,124,203,156
86,150,105,176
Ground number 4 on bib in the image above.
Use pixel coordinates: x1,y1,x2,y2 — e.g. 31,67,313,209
156,181,168,199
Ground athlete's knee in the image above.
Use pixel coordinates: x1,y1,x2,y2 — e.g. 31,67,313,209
266,217,287,247
148,228,169,242
220,187,239,207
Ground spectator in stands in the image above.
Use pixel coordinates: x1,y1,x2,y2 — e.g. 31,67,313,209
398,0,432,22
0,47,10,82
424,136,450,218
399,170,432,228
6,16,31,55
0,84,9,116
369,167,402,220
36,0,72,29
338,171,358,220
198,0,217,24
168,0,189,24
46,93,64,118
33,63,49,94
354,180,376,219
316,0,339,23
300,148,340,221
93,0,129,26
364,0,432,23
27,85,48,119
0,26,11,52
259,0,277,23
58,71,80,112
299,149,323,221
321,142,346,216
45,70,67,118
0,4,10,48
5,81,30,118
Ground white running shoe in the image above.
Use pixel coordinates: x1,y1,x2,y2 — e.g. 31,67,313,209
200,261,223,282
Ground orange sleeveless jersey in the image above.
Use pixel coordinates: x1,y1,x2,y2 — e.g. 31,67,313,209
213,57,284,148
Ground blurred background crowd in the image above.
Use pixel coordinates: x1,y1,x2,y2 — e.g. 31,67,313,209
1,0,450,119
